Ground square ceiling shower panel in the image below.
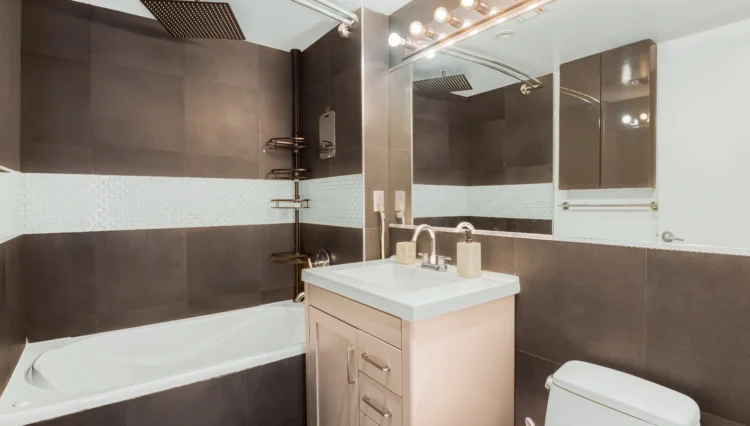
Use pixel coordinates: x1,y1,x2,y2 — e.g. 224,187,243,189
141,0,246,40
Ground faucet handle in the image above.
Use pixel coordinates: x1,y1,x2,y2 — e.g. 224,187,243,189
418,253,429,263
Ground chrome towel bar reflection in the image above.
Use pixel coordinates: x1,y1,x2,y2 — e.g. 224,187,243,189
559,201,659,211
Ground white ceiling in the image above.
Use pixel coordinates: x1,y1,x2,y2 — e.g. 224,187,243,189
413,0,750,96
72,0,412,51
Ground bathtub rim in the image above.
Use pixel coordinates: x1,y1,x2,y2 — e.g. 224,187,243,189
0,301,305,426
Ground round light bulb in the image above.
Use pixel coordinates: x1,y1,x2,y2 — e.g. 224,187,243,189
434,7,450,23
388,33,403,47
409,21,424,36
621,114,632,125
460,0,477,8
640,113,649,121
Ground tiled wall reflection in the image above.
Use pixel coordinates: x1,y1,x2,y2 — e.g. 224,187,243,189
413,183,554,220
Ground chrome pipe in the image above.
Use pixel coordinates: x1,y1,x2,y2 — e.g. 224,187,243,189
290,0,358,26
389,0,556,72
441,48,544,93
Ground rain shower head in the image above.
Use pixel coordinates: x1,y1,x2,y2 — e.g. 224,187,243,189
414,71,473,96
141,0,245,40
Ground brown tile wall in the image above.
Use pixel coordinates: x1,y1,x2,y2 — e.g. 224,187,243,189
22,224,295,342
33,354,305,426
0,0,21,170
0,238,25,395
0,0,24,396
390,226,750,426
299,12,363,179
20,0,293,179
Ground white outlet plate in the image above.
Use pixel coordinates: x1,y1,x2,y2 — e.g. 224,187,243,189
395,191,406,211
373,190,385,212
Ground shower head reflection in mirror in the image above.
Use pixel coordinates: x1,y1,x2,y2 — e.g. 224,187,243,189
389,0,750,254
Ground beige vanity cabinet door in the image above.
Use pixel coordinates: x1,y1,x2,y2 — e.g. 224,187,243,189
308,307,359,426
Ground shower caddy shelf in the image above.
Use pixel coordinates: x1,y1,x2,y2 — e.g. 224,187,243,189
262,137,308,152
266,168,310,181
271,199,310,209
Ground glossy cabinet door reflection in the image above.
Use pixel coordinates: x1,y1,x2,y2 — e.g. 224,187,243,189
559,40,657,190
601,40,657,188
559,53,602,190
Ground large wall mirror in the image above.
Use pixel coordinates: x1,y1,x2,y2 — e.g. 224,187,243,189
388,0,750,252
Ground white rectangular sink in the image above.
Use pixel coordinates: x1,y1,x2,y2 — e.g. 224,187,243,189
302,259,520,322
334,263,462,292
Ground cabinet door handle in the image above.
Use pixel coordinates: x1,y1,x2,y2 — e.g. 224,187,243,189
346,345,355,384
362,395,393,419
361,353,391,372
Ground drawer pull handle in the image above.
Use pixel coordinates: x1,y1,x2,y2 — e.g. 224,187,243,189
361,353,391,372
346,345,355,384
362,395,392,419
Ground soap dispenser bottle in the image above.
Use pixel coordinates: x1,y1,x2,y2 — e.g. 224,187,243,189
457,229,482,278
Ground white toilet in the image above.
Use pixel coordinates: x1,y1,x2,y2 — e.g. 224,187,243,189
539,361,701,426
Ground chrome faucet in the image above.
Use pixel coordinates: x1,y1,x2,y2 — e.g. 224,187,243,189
411,224,437,265
410,224,451,272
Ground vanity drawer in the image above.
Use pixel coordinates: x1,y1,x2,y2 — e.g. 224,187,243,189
359,373,403,426
308,284,402,349
357,330,402,396
360,412,378,426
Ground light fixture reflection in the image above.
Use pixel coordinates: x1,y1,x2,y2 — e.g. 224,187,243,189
388,33,416,50
460,0,491,15
409,21,436,39
621,114,632,125
434,7,462,28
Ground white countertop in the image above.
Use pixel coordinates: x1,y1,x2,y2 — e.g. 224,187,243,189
302,258,520,322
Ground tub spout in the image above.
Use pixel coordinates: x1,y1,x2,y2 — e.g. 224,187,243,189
293,292,305,303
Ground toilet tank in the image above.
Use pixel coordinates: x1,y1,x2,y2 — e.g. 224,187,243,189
545,361,700,426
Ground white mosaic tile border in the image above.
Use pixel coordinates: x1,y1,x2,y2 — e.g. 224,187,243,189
300,174,364,228
22,174,295,234
412,185,467,218
0,172,24,244
413,183,554,220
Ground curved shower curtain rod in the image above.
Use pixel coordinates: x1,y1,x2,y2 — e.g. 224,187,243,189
440,47,544,95
290,0,359,38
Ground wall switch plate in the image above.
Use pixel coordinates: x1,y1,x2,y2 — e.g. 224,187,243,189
373,190,385,212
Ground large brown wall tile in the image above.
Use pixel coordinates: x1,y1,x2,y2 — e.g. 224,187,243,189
186,226,262,315
645,250,750,425
21,53,91,147
91,62,184,152
0,0,21,170
23,233,96,341
515,351,560,426
93,229,187,314
0,238,25,394
21,0,291,178
91,7,185,77
514,238,647,375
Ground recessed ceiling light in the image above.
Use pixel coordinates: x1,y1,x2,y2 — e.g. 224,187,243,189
496,30,515,40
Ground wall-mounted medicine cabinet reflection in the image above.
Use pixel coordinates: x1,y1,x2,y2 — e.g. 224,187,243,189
559,40,657,190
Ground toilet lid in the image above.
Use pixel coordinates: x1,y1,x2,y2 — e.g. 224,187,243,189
551,361,700,426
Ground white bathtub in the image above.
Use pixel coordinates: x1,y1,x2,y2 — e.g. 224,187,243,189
0,301,305,426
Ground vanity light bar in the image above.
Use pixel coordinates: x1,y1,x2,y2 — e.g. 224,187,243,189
391,0,557,72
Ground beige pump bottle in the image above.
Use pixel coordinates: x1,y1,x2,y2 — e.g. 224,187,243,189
457,229,482,278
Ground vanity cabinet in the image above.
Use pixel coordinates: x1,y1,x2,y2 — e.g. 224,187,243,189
560,39,657,190
305,283,515,426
